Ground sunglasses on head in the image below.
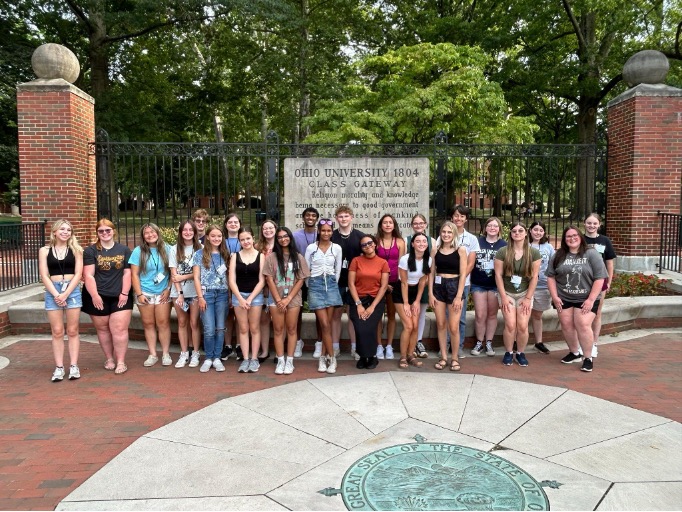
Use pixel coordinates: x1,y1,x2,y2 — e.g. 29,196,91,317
319,219,334,227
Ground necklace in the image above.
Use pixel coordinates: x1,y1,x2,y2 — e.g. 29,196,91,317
304,230,315,246
53,246,68,259
381,237,393,252
339,229,351,240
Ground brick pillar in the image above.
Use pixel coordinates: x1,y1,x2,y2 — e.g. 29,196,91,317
607,84,682,271
17,78,96,245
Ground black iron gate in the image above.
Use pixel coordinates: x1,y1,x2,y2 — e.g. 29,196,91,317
90,129,606,246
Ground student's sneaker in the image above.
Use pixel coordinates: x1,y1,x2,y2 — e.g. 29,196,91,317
283,357,295,375
312,341,322,358
294,340,304,358
376,345,385,359
581,358,594,372
592,345,598,358
333,346,340,357
238,359,250,373
189,351,201,368
471,341,483,356
317,356,328,373
485,341,495,356
515,352,529,367
51,366,65,382
458,347,466,359
221,345,233,361
235,345,244,361
502,352,514,366
143,355,159,367
275,357,286,375
384,346,394,359
351,348,360,361
561,352,583,364
534,343,550,354
212,359,225,372
248,359,260,373
175,352,189,368
415,341,429,358
68,365,80,380
161,353,172,366
200,359,213,373
326,356,337,374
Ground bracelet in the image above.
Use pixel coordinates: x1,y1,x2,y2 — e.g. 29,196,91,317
136,294,144,298
121,292,128,296
178,291,183,295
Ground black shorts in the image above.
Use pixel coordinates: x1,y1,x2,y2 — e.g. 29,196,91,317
554,299,600,314
337,285,353,307
82,288,134,316
432,277,461,304
392,283,419,304
301,282,309,302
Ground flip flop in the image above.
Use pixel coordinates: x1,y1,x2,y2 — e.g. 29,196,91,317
104,359,115,371
114,362,128,374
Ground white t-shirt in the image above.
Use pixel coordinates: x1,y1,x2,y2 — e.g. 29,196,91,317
398,254,432,285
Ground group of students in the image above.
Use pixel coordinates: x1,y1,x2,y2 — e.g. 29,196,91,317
40,205,614,381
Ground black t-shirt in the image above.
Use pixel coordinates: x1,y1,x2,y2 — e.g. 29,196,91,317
584,234,616,262
472,237,507,289
83,243,131,297
331,228,365,287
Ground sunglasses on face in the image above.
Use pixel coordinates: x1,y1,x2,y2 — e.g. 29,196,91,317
319,219,334,227
360,241,375,248
511,229,526,234
97,229,113,234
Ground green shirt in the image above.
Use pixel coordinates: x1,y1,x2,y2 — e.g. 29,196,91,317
494,246,542,294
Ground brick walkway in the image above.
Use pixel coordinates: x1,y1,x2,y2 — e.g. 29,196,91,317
0,332,680,510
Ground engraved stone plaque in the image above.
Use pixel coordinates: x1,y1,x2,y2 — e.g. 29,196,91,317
340,442,549,511
283,157,430,233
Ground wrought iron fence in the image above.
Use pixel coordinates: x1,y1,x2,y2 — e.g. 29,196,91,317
91,130,606,247
0,222,47,292
657,211,681,273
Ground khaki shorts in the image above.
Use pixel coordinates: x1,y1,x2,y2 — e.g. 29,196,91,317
497,290,534,309
532,288,551,311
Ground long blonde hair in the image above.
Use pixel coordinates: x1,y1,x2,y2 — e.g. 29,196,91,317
502,222,533,277
49,219,83,254
437,221,458,250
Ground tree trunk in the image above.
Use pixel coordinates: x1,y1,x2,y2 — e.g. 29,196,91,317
296,0,311,143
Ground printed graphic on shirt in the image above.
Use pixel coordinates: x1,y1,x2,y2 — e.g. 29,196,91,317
97,254,125,271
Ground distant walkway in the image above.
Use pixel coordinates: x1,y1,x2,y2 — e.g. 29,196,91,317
0,329,680,510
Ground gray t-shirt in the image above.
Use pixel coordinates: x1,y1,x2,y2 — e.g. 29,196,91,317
546,248,608,302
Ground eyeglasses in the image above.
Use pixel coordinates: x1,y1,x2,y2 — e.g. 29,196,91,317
319,219,334,227
360,241,374,248
97,229,113,234
412,222,426,226
565,234,581,240
193,219,206,224
511,229,526,234
276,235,290,240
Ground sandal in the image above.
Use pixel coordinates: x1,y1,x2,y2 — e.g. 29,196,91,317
434,359,448,370
114,362,128,375
407,356,423,368
398,358,409,369
450,360,461,372
104,359,115,371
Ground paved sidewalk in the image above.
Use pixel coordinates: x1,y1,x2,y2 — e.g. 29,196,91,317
0,329,680,510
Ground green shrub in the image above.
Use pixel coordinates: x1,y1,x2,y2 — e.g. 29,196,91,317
160,227,177,245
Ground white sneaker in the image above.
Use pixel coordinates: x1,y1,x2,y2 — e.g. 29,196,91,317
317,356,328,373
283,357,294,375
248,359,260,372
384,346,394,359
200,359,213,373
212,359,225,372
485,341,495,356
161,353,172,366
51,367,65,382
238,359,250,373
294,339,304,358
471,341,483,356
275,357,285,375
326,356,337,374
313,341,322,358
333,346,340,357
175,352,189,368
143,354,159,367
351,349,360,361
592,345,598,358
68,365,80,380
376,345,385,359
188,351,201,368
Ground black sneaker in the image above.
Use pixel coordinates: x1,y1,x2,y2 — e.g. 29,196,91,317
356,357,367,369
366,356,379,369
581,358,593,372
561,352,582,364
534,343,550,354
221,345,233,361
235,345,244,361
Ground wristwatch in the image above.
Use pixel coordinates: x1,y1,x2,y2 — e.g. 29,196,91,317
355,300,362,305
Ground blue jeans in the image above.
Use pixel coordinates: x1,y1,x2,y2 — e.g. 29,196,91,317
446,285,469,348
201,289,228,359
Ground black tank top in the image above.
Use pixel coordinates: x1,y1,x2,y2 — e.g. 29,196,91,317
47,247,76,277
235,252,261,292
435,249,460,274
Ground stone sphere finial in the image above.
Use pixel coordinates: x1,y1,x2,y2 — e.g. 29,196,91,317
622,50,669,87
31,43,80,83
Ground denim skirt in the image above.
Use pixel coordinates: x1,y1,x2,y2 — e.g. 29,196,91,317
307,274,343,310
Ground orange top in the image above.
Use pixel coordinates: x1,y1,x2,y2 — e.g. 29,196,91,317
349,255,389,297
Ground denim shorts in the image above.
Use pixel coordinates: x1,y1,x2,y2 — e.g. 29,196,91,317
231,290,264,307
45,281,82,311
307,275,343,310
471,284,496,294
432,276,461,303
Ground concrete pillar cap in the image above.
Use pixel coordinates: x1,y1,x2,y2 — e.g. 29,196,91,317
623,50,669,87
31,43,80,83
